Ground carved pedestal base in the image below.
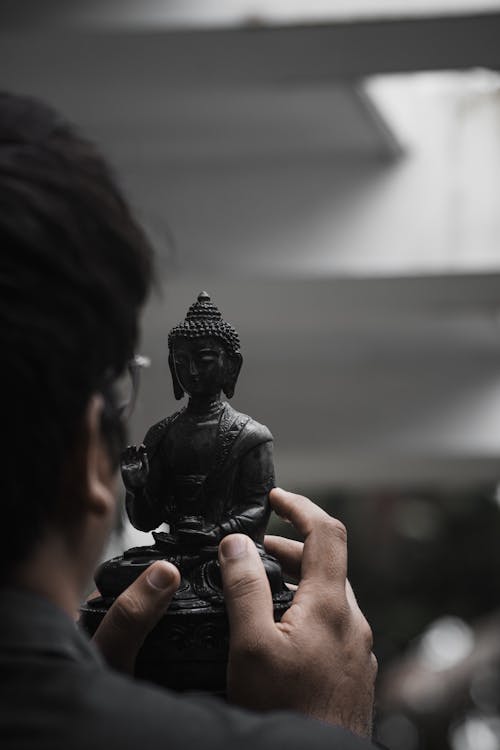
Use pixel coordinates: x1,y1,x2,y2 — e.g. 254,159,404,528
80,538,293,694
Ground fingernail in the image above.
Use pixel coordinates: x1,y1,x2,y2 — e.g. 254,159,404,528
220,534,248,560
147,563,175,591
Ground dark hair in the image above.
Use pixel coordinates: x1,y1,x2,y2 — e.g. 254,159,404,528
0,92,153,566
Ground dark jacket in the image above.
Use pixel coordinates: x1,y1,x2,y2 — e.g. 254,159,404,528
0,588,376,750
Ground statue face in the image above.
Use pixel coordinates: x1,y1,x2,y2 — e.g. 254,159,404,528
172,337,229,398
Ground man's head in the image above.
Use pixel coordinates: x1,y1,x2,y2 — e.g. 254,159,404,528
0,92,153,574
167,292,243,400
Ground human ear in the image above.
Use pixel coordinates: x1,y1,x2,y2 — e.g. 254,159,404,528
79,394,116,518
168,352,184,400
223,353,243,399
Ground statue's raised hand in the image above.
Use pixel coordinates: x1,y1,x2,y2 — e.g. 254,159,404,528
120,444,149,490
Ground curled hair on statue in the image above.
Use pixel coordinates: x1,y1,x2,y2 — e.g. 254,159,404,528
167,291,243,401
167,292,241,358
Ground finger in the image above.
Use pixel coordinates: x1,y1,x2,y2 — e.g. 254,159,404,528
264,535,303,582
270,487,336,536
265,537,355,602
270,488,348,589
92,561,180,674
219,535,276,652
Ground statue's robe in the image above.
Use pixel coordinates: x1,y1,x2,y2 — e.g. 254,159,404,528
126,402,275,544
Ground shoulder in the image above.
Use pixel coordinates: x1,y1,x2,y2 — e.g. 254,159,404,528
143,410,183,455
63,666,373,750
223,403,273,444
0,651,375,750
53,665,231,749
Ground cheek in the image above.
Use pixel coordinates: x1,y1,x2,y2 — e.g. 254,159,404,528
204,363,218,376
175,365,190,382
207,364,225,384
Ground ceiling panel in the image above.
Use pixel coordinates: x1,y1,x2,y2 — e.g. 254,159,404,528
3,16,500,486
3,0,500,29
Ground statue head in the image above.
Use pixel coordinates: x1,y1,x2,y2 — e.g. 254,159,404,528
168,292,243,400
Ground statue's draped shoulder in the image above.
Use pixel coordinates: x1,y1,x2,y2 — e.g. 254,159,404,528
142,403,272,467
142,409,184,460
213,403,273,476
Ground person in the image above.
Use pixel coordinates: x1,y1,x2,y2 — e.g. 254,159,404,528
0,91,377,749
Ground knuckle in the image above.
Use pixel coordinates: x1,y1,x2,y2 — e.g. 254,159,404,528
326,517,347,543
361,619,374,650
295,493,311,505
331,600,351,632
316,595,349,630
225,573,263,602
111,592,147,631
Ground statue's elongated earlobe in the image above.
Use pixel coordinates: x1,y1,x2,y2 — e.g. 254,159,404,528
168,353,184,400
223,353,243,400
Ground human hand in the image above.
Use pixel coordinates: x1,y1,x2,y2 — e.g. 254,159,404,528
218,487,377,737
92,560,180,673
120,444,149,490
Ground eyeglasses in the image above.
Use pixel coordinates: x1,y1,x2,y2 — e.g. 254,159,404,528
108,354,151,421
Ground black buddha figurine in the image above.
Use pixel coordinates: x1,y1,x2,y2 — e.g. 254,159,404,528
81,292,292,692
122,291,274,552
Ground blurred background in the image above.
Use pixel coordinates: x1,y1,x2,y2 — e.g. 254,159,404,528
3,2,500,747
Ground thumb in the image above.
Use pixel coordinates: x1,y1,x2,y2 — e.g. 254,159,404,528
218,534,275,652
92,560,180,673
